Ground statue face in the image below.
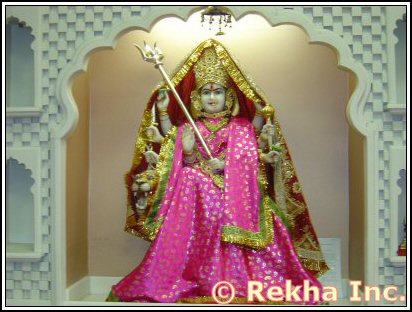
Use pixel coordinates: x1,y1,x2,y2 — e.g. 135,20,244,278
200,83,226,114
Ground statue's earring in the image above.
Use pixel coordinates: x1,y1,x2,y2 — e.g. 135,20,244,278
226,88,239,116
190,90,202,119
225,88,233,110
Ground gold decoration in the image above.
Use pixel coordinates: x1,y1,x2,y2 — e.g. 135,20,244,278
125,126,178,241
255,109,264,117
200,6,233,36
203,118,229,140
178,295,330,305
126,39,330,277
190,89,203,119
292,181,302,193
201,110,230,119
183,148,196,157
193,47,229,90
158,108,168,116
262,104,274,120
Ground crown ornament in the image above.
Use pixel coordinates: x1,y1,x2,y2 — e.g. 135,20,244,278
194,47,229,89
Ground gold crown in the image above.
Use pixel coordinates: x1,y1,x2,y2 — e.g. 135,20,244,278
193,47,229,89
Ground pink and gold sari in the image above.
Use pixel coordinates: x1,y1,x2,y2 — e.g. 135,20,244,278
108,117,323,304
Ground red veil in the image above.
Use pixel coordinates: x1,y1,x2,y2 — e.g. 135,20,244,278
124,39,329,278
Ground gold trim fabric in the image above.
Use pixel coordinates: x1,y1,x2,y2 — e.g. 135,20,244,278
125,39,329,277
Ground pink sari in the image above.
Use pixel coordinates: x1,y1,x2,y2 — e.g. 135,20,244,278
109,117,323,304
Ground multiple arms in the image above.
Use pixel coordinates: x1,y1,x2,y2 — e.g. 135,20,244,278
142,92,279,201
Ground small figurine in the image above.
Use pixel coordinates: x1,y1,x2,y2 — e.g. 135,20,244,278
397,217,406,256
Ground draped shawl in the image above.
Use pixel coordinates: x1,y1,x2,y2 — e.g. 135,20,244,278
124,38,329,277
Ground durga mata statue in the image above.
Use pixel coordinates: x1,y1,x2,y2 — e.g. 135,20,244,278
106,38,329,304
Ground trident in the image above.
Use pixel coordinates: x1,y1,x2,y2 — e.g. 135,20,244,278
135,42,213,159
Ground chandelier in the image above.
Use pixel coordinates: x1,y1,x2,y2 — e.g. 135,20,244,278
201,6,233,36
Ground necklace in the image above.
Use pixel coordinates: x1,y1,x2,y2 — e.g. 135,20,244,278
203,118,229,140
202,110,230,119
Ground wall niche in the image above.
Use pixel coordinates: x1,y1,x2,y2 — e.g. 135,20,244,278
6,16,42,116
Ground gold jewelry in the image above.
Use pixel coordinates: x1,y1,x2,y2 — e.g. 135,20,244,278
225,88,234,111
225,88,239,116
190,90,203,120
158,109,168,116
183,149,198,164
193,47,229,89
183,148,196,156
201,110,230,119
255,109,264,117
262,104,275,120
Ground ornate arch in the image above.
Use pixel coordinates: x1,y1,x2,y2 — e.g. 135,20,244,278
54,6,372,303
56,6,370,139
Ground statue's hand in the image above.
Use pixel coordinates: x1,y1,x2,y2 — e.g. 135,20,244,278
263,150,280,164
208,158,225,171
156,89,170,111
146,125,163,143
144,150,159,165
260,124,275,141
182,124,196,153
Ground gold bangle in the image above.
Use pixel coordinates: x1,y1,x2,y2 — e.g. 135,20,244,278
158,109,168,116
183,149,195,156
255,110,264,117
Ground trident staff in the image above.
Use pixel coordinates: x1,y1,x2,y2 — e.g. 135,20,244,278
134,42,213,159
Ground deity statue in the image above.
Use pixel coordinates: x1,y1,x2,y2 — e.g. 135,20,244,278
106,39,329,304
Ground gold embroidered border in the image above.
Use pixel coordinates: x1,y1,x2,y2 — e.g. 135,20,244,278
220,161,286,249
131,109,153,168
125,39,329,277
221,194,274,249
178,296,329,305
147,126,178,222
299,258,331,278
105,290,121,302
124,126,177,241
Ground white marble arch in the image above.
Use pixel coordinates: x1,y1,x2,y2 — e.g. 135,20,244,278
6,148,44,262
53,6,372,304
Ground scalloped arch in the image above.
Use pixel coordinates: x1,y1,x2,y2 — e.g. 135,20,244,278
6,15,36,49
6,15,30,29
6,157,35,191
6,156,36,204
56,6,370,141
